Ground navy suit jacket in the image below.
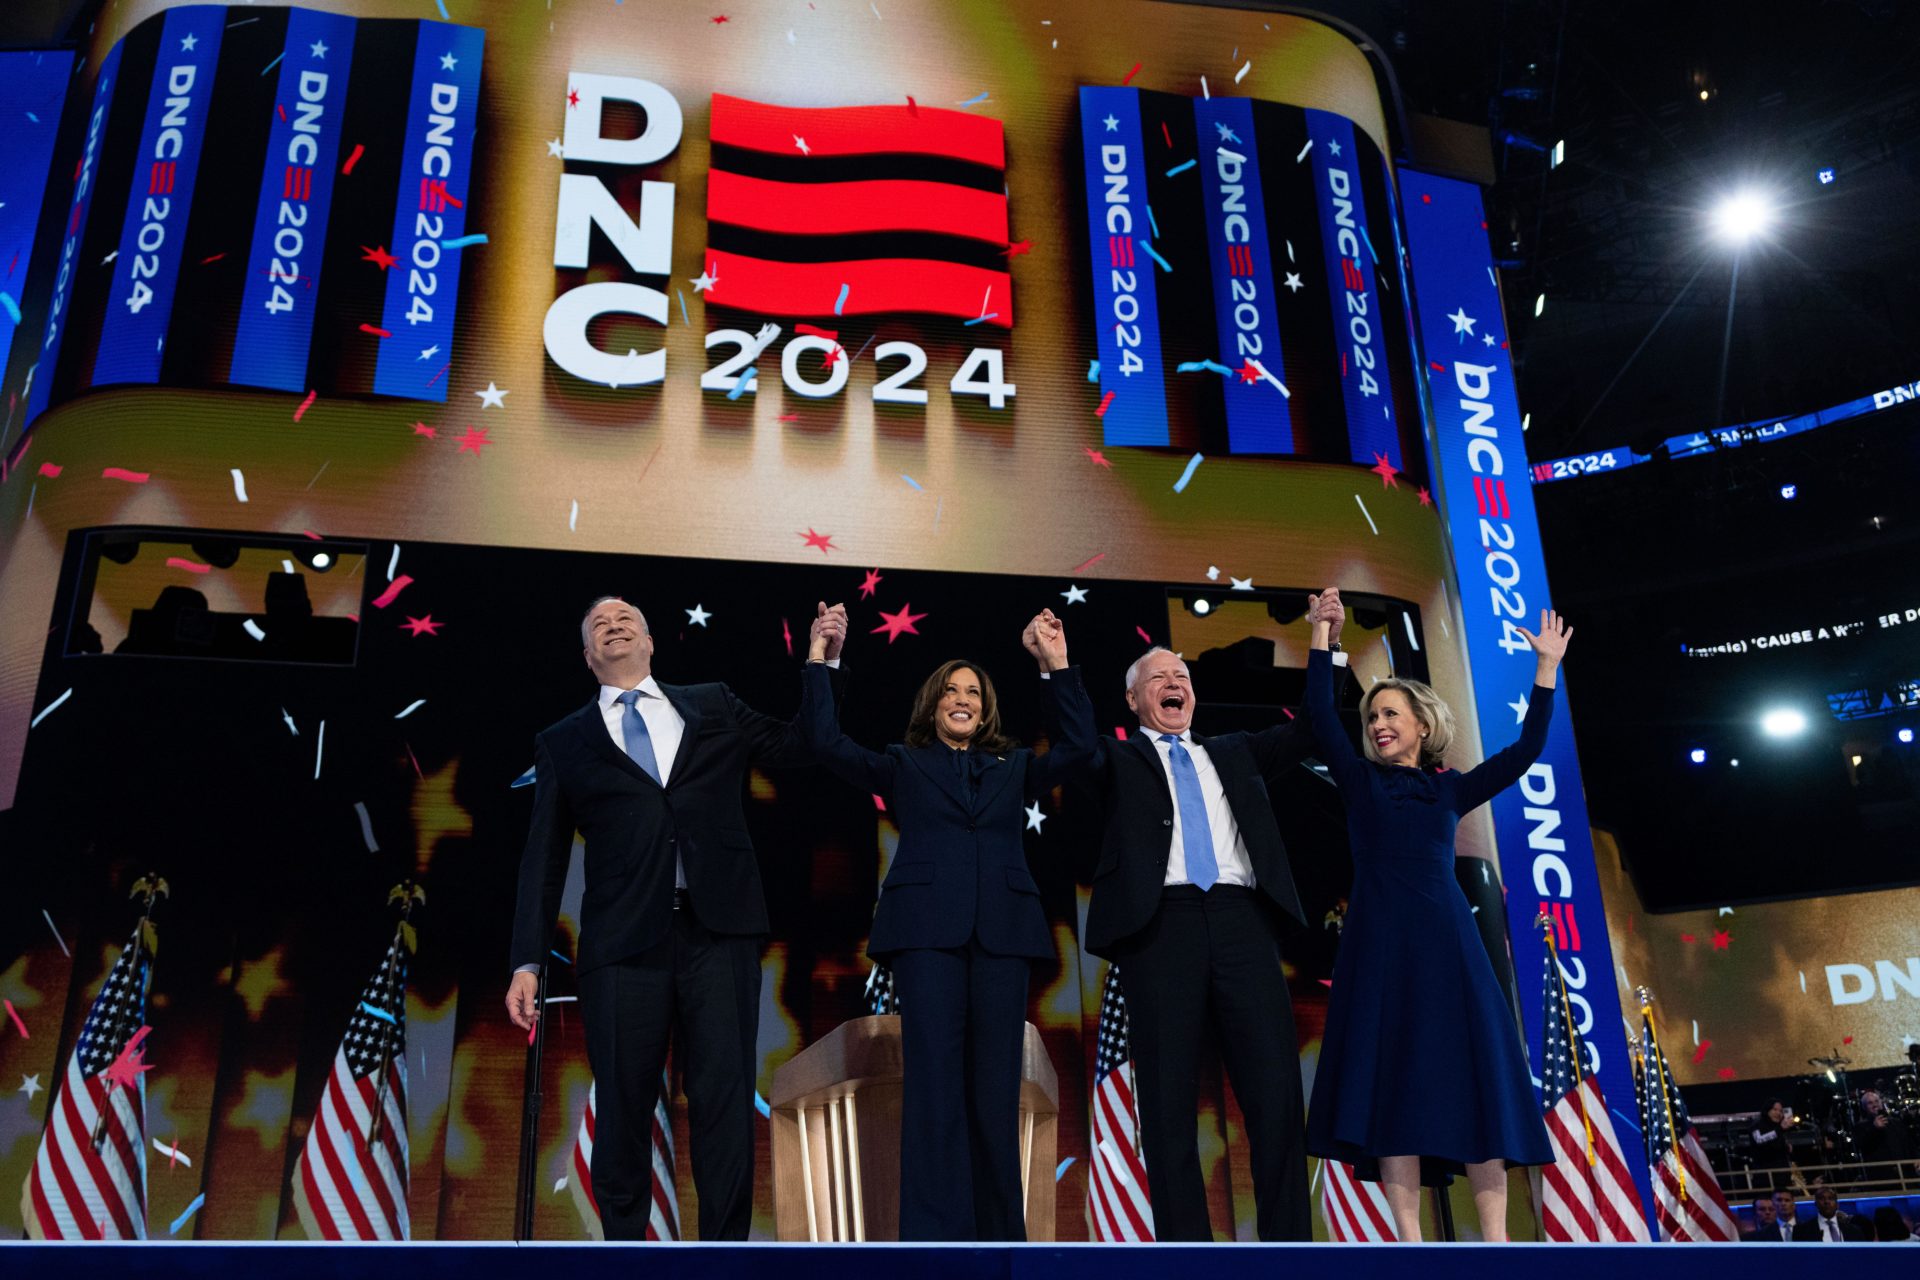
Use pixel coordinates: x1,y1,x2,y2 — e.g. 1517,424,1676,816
510,675,831,975
797,662,1096,960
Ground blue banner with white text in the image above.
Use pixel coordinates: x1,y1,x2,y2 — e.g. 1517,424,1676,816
1401,166,1657,1227
1308,109,1394,468
1078,85,1171,448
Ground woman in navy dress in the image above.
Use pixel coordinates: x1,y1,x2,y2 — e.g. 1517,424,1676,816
1303,605,1572,1241
797,607,1094,1241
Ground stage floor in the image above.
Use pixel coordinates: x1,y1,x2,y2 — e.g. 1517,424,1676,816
7,1242,1918,1277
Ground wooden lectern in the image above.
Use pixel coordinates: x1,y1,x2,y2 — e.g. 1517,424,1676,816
768,1015,1059,1241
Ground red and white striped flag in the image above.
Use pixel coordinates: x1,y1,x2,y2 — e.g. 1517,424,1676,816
1537,942,1649,1241
19,923,153,1239
567,1071,680,1241
1087,966,1154,1241
1638,1005,1739,1241
1319,1159,1398,1241
290,932,411,1240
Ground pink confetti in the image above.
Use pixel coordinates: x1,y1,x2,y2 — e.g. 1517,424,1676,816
781,617,793,656
102,467,149,483
1121,61,1142,86
165,557,212,575
341,143,365,175
359,324,392,338
1095,391,1115,417
1114,726,1129,740
37,462,61,477
3,999,27,1039
293,390,317,421
1070,551,1106,573
1135,626,1153,644
872,794,887,811
370,574,414,609
300,529,323,540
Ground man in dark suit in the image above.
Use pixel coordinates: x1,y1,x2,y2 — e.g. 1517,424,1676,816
1791,1182,1872,1241
1082,589,1347,1241
506,595,847,1240
1743,1192,1783,1241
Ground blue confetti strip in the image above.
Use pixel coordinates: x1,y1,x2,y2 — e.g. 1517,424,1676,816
1086,359,1099,381
1138,239,1173,273
1172,452,1204,493
549,949,572,965
1165,159,1196,177
1360,225,1379,264
440,233,488,250
727,369,757,401
169,1192,206,1236
435,0,450,18
963,313,998,326
676,288,690,326
901,474,923,490
1610,1106,1643,1136
358,1000,396,1025
0,293,19,324
1054,1157,1076,1182
754,1091,772,1119
1175,359,1232,376
957,91,990,108
834,282,849,315
510,765,536,788
259,52,284,77
1146,205,1160,239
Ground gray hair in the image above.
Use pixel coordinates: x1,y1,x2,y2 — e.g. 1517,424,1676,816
581,595,648,644
1125,645,1187,692
1360,677,1456,769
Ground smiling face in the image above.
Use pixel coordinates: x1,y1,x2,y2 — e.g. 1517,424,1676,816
934,667,983,748
582,597,653,682
1127,650,1195,736
1767,1100,1785,1124
1365,688,1425,768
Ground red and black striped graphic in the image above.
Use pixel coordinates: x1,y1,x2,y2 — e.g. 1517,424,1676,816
702,94,1013,327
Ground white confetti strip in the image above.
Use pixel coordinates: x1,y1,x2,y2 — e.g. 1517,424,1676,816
152,1138,193,1168
281,559,297,575
353,801,380,852
569,499,579,532
1402,614,1421,652
28,688,71,729
1798,970,1806,993
242,618,267,642
1353,494,1379,536
553,1177,568,1194
281,708,299,736
1234,61,1251,83
387,544,401,581
395,699,426,720
41,909,68,956
230,468,249,502
314,720,325,780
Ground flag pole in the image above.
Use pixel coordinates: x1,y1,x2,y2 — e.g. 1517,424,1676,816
1536,913,1594,1168
366,882,423,1157
515,961,550,1241
1636,987,1687,1202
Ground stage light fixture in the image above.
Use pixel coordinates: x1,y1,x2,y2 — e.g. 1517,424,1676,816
1779,483,1797,500
1731,758,1740,767
1192,598,1212,616
1760,708,1807,738
1689,748,1707,764
1900,728,1915,744
1710,190,1774,244
312,552,332,569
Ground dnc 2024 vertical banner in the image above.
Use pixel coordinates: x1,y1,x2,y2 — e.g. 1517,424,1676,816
1401,167,1657,1224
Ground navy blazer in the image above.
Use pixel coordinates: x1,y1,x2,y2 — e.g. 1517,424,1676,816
510,676,829,975
797,662,1097,960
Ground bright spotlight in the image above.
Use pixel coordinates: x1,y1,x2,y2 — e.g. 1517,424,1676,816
1760,708,1807,738
1192,598,1211,616
1730,758,1740,767
1711,191,1775,244
311,552,331,569
1689,748,1707,764
1900,728,1915,745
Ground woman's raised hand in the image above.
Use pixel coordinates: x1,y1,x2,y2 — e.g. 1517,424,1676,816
1516,609,1573,667
1025,608,1068,671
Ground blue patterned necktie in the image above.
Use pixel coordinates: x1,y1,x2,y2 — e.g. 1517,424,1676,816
616,688,663,785
1161,734,1218,891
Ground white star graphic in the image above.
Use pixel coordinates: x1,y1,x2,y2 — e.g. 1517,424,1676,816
793,135,811,155
310,39,329,58
1328,138,1342,156
1483,332,1497,346
180,34,199,52
440,52,458,71
1060,584,1088,604
685,603,712,627
1230,576,1254,590
1508,695,1530,724
1205,566,1221,580
1102,114,1119,132
1718,907,1735,917
1024,800,1047,833
19,1073,41,1100
1447,306,1477,337
1283,272,1304,292
418,345,439,361
690,266,719,293
475,382,509,408
546,138,564,158
1214,121,1241,143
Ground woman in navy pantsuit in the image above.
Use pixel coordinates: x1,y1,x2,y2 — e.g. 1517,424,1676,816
798,608,1094,1241
1303,604,1572,1241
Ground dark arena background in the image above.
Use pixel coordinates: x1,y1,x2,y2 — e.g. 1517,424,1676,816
0,0,1914,1271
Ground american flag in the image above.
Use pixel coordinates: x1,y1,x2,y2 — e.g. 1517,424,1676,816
1636,1000,1738,1241
1536,941,1649,1241
1087,965,1154,1241
1319,1158,1397,1241
566,1070,680,1241
865,962,899,1015
290,932,411,1239
20,922,152,1239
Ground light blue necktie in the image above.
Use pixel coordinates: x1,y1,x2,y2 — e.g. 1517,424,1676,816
616,689,663,785
1161,734,1218,891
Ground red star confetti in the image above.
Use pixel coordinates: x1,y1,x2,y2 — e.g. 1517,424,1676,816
37,462,61,478
872,603,927,643
102,1027,153,1093
411,421,436,439
711,13,730,21
1236,360,1262,385
361,244,397,270
455,425,491,455
1711,930,1731,950
1003,239,1032,259
1084,447,1111,469
1717,1067,1737,1080
1680,933,1696,944
858,569,882,598
799,527,836,554
1369,451,1400,488
567,88,581,108
401,615,443,637
1417,487,1432,507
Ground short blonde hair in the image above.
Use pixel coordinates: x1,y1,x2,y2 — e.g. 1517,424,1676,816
1360,678,1455,769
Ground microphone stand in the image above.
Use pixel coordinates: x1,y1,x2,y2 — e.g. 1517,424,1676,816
515,964,550,1242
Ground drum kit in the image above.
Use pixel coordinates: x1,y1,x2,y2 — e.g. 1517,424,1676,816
1792,1045,1920,1165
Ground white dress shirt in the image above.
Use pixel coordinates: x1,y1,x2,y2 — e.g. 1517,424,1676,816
1144,729,1258,888
600,676,686,887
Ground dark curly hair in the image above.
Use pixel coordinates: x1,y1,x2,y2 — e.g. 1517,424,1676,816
903,659,1017,753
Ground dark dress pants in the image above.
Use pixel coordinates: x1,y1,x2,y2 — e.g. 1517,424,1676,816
890,937,1031,1241
1115,884,1311,1241
578,907,761,1240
